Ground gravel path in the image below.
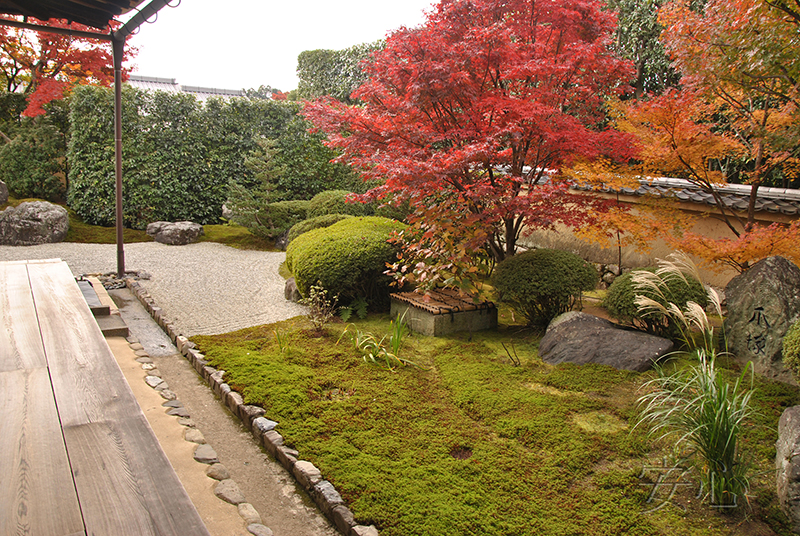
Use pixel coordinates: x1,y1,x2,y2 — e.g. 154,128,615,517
0,242,307,336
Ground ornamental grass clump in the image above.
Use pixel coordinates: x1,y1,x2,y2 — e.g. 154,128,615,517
604,256,708,340
634,253,755,509
338,311,415,370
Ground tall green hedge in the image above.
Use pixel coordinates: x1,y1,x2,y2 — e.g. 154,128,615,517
0,116,66,201
67,86,297,229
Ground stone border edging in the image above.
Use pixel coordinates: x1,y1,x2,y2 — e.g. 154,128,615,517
125,278,379,536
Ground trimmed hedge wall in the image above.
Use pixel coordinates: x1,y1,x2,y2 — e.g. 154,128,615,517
68,85,297,229
66,85,359,230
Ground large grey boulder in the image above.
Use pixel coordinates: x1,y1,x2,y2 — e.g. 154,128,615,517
725,256,800,383
0,201,68,245
777,405,800,532
0,180,7,205
539,311,673,372
146,221,204,245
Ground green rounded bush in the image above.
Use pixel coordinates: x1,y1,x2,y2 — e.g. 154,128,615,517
783,319,800,382
286,213,353,244
265,200,309,236
604,268,708,339
286,216,405,305
492,249,598,326
307,190,372,219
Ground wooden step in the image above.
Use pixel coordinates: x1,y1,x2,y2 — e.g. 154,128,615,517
76,279,110,317
95,314,129,338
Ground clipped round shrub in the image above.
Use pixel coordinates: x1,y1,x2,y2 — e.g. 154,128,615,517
264,200,309,236
603,268,708,339
286,216,405,305
492,248,598,326
286,213,353,244
783,319,800,382
307,190,372,219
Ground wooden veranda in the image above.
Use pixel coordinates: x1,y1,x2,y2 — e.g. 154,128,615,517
0,259,209,535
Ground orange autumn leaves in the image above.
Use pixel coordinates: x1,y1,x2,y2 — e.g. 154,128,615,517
573,0,800,273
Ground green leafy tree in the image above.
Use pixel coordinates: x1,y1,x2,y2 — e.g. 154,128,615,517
296,41,383,104
0,114,65,200
273,116,361,200
607,0,679,96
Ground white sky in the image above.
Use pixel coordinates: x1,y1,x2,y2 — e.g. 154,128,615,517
123,0,436,93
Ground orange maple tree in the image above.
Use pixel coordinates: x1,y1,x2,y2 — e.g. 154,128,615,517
0,17,134,117
577,0,800,272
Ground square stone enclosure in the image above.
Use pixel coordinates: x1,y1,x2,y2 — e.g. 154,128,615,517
389,289,498,337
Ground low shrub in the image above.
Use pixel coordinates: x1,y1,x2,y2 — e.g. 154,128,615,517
784,319,800,383
233,201,308,240
286,216,405,305
604,267,708,339
492,248,598,326
286,213,353,244
307,189,372,219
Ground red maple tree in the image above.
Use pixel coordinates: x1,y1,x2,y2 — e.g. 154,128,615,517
304,0,636,268
0,17,134,117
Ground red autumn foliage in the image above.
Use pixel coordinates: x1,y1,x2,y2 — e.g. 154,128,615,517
304,0,636,273
0,17,135,116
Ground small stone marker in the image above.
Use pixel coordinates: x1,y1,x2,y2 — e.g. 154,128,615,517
247,524,274,536
206,463,230,481
725,256,800,383
238,503,262,525
777,405,800,531
183,428,205,444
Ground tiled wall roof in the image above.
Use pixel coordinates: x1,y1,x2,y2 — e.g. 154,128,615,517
571,176,800,216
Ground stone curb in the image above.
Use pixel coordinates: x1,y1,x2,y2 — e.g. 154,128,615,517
126,278,379,536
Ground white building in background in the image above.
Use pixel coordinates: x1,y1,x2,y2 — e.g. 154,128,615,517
126,75,245,102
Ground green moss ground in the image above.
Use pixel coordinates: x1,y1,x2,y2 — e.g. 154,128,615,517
193,316,800,536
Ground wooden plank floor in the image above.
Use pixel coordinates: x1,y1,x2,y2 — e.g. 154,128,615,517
0,259,210,536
